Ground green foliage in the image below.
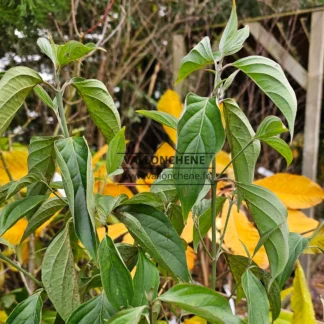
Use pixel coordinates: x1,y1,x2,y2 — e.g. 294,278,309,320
42,222,80,320
55,137,98,259
159,284,244,323
0,67,42,135
173,93,224,218
242,270,269,324
1,2,308,322
6,291,43,324
71,78,121,144
136,110,178,129
117,204,189,282
66,293,114,324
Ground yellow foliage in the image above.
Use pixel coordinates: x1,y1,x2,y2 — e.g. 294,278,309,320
181,215,194,243
97,223,128,242
255,173,324,209
186,246,197,271
92,145,108,166
0,310,8,324
184,316,206,324
157,90,183,144
95,179,133,197
2,218,28,245
221,200,268,269
0,149,28,184
304,226,324,254
280,286,293,300
273,310,293,324
155,142,175,165
135,179,151,193
291,261,316,323
287,209,318,235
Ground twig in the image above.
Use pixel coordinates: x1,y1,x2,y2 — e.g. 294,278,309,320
71,0,81,38
84,0,115,36
0,253,43,287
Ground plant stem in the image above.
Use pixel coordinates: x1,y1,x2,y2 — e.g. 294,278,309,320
215,199,235,262
0,253,43,287
211,156,217,290
55,73,69,138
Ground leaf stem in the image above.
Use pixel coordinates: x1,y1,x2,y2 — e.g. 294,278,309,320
0,253,43,287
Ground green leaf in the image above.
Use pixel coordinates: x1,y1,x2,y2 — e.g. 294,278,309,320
193,197,226,252
37,37,58,67
55,137,98,259
0,67,42,135
0,196,46,236
242,270,269,324
42,223,80,321
66,293,114,324
106,306,147,324
116,204,189,282
136,110,178,129
28,136,61,196
222,70,240,91
175,37,214,84
132,251,159,307
34,85,55,111
261,137,293,167
57,41,97,67
166,203,184,236
99,235,134,310
6,173,41,200
158,283,243,324
116,243,139,272
96,194,128,225
276,232,309,290
22,198,67,242
151,168,178,203
237,183,289,283
71,78,121,144
233,56,297,137
121,192,164,210
223,99,260,205
6,291,43,324
174,93,225,219
106,127,126,176
255,116,288,139
226,254,281,320
219,4,249,56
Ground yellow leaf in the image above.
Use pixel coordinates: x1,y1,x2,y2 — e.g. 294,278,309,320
181,214,194,243
95,179,133,197
1,218,28,245
217,101,226,129
0,310,8,324
254,173,324,209
135,178,151,193
122,232,134,244
155,142,175,165
304,226,324,254
186,246,197,271
97,223,128,242
280,286,293,300
273,310,293,324
184,316,207,324
287,209,318,235
221,200,269,269
157,90,183,144
92,144,108,166
0,149,28,184
291,261,316,323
